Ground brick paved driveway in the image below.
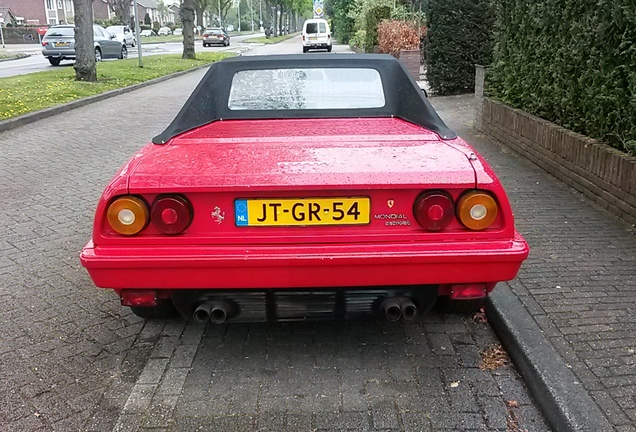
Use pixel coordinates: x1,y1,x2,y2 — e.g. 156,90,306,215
0,71,548,431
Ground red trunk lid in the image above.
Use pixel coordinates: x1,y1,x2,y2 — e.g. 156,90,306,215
128,118,476,191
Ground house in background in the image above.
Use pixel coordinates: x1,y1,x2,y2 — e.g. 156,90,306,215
0,0,114,26
134,0,180,26
135,0,158,24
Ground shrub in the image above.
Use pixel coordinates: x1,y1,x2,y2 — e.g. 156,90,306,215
328,0,355,44
152,21,161,33
488,0,636,155
426,0,494,95
377,20,419,58
349,29,366,51
364,5,390,53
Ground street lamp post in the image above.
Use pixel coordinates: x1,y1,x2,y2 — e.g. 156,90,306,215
132,0,143,67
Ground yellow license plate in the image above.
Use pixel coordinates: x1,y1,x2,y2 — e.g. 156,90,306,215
235,198,370,226
55,42,70,47
309,37,317,41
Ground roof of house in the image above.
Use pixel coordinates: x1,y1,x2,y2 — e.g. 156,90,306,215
137,0,158,9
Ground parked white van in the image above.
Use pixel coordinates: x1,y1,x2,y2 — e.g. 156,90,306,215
302,19,332,53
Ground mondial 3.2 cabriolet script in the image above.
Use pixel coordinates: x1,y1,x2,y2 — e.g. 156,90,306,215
80,55,529,324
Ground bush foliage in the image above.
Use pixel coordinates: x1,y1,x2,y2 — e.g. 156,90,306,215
426,0,494,95
488,0,636,155
364,6,390,53
327,0,356,44
377,20,419,58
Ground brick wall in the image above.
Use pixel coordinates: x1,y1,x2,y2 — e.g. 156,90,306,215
477,97,636,225
399,49,420,81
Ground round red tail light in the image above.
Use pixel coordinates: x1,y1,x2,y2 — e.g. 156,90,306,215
151,195,193,235
414,192,455,231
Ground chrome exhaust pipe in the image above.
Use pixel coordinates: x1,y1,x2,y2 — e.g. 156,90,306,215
210,302,230,324
382,299,402,321
400,299,418,321
193,303,213,324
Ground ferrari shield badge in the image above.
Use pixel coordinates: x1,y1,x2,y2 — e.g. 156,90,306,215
387,199,394,208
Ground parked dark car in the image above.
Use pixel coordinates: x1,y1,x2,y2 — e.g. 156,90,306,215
202,28,230,47
42,24,127,66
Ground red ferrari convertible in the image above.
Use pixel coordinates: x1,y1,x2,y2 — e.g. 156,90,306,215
80,54,528,323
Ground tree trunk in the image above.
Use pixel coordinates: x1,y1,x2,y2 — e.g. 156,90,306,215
278,4,283,36
73,0,96,82
108,0,130,25
181,0,196,59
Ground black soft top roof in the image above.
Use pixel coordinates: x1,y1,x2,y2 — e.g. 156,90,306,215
152,54,456,144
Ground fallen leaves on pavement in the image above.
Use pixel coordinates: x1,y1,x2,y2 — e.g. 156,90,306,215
480,343,510,370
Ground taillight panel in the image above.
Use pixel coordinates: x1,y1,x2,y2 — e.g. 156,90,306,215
413,189,501,232
105,194,193,236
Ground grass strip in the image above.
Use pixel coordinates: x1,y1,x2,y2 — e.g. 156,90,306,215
0,52,232,120
139,35,183,43
244,32,299,44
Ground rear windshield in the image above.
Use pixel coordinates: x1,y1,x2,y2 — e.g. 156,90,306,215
306,23,318,34
228,68,385,110
205,29,223,34
45,27,74,37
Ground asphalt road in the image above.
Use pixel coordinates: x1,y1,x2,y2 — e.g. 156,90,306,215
0,33,262,78
0,38,551,431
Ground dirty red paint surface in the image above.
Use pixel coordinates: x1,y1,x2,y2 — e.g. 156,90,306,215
81,117,528,296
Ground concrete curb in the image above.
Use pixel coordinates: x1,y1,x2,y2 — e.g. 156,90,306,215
0,63,212,134
0,54,29,63
486,283,614,432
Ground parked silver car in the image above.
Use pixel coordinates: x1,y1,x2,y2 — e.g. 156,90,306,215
106,25,136,47
42,24,127,66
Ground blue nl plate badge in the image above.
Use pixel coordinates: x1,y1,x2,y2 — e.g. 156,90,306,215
235,199,248,226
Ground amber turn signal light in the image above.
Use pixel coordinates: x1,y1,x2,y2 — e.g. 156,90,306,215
106,196,150,235
457,191,498,230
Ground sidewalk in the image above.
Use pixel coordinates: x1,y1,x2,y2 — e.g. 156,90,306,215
430,94,636,431
1,43,42,54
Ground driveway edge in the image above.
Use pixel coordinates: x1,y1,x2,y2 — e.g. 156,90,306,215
0,63,211,134
486,283,614,432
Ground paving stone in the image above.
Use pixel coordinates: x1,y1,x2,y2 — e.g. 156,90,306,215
432,94,636,430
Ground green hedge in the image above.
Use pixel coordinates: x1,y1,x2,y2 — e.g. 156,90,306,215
426,0,494,95
488,0,636,155
364,6,390,53
327,0,356,45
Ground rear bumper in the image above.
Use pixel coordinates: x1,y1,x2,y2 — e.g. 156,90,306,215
303,42,331,48
42,51,75,59
80,233,529,290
